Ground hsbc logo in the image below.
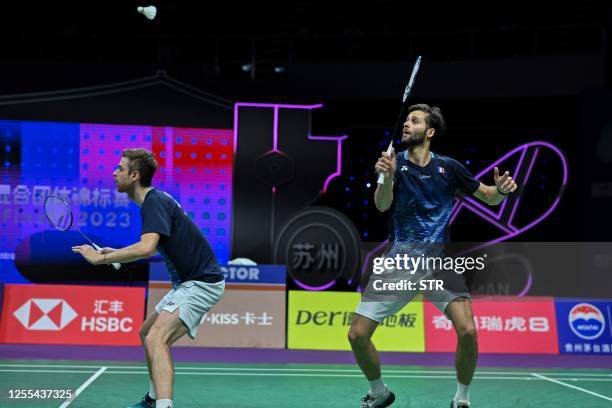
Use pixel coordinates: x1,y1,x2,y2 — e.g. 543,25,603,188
0,284,145,346
13,298,78,331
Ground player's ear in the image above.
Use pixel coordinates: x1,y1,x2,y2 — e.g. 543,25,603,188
426,127,435,139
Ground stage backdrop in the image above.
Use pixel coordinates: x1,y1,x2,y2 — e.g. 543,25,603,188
0,119,233,284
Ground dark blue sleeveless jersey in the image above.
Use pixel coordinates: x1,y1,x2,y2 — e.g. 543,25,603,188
389,150,480,243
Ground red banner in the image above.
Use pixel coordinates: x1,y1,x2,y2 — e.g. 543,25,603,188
0,284,145,345
424,296,559,354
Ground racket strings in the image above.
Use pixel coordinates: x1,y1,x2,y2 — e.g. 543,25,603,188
55,212,70,230
44,197,73,232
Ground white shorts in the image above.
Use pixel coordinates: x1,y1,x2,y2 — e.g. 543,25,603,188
355,269,470,323
155,279,225,339
355,291,470,324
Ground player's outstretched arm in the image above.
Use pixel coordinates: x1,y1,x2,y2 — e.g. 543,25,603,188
374,148,396,212
472,166,518,206
72,232,159,265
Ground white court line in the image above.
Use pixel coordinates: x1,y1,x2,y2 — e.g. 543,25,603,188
58,366,107,408
104,371,534,380
0,364,132,368
107,371,611,382
99,372,606,382
1,367,611,381
531,373,612,402
0,369,97,373
1,366,611,383
1,364,611,377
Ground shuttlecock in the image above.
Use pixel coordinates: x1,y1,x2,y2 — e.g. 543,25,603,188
137,5,157,20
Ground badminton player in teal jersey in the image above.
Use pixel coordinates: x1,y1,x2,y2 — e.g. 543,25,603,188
73,148,225,408
349,104,517,408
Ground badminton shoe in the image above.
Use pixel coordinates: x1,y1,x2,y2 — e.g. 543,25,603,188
127,393,155,408
360,387,395,407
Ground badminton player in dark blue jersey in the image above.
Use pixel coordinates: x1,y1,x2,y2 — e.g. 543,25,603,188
349,104,517,408
73,148,224,408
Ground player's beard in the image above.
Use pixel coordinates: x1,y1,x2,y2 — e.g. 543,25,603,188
401,129,427,148
115,179,133,194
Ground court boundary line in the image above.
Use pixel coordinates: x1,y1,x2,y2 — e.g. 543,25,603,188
100,372,612,382
58,366,107,408
1,363,611,377
0,369,100,373
2,367,611,382
531,373,612,402
0,364,612,378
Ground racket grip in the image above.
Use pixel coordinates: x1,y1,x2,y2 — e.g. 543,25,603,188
376,141,394,185
91,243,121,270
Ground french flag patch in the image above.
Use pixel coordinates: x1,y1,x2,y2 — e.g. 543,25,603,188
437,166,445,174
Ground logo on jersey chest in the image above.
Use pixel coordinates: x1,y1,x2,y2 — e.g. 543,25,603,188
403,163,445,179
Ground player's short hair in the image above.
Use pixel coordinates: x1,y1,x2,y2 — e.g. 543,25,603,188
407,103,446,138
121,148,158,187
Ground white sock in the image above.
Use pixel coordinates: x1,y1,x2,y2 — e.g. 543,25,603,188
368,377,387,396
148,379,156,400
156,399,172,408
454,382,470,402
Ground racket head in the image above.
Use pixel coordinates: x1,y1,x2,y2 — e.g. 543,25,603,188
44,195,74,232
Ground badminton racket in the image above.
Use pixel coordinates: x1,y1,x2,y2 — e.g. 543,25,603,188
44,195,121,270
377,55,422,185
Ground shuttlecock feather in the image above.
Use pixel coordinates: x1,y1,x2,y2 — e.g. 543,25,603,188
137,5,157,20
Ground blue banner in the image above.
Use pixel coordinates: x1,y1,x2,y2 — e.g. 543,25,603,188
555,299,612,354
150,262,286,285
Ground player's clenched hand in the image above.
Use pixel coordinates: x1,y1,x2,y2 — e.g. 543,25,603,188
72,244,104,265
375,148,396,179
98,247,116,255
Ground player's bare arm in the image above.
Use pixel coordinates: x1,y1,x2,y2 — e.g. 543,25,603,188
73,232,160,265
473,166,518,206
374,148,396,212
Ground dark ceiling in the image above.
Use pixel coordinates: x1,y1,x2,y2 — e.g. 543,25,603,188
1,2,609,63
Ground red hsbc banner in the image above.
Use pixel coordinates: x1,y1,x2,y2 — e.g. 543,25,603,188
0,284,145,346
424,297,559,354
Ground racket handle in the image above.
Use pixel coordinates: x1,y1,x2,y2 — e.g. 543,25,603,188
91,242,121,270
376,141,394,185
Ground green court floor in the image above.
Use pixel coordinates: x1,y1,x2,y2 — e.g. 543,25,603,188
0,360,611,407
